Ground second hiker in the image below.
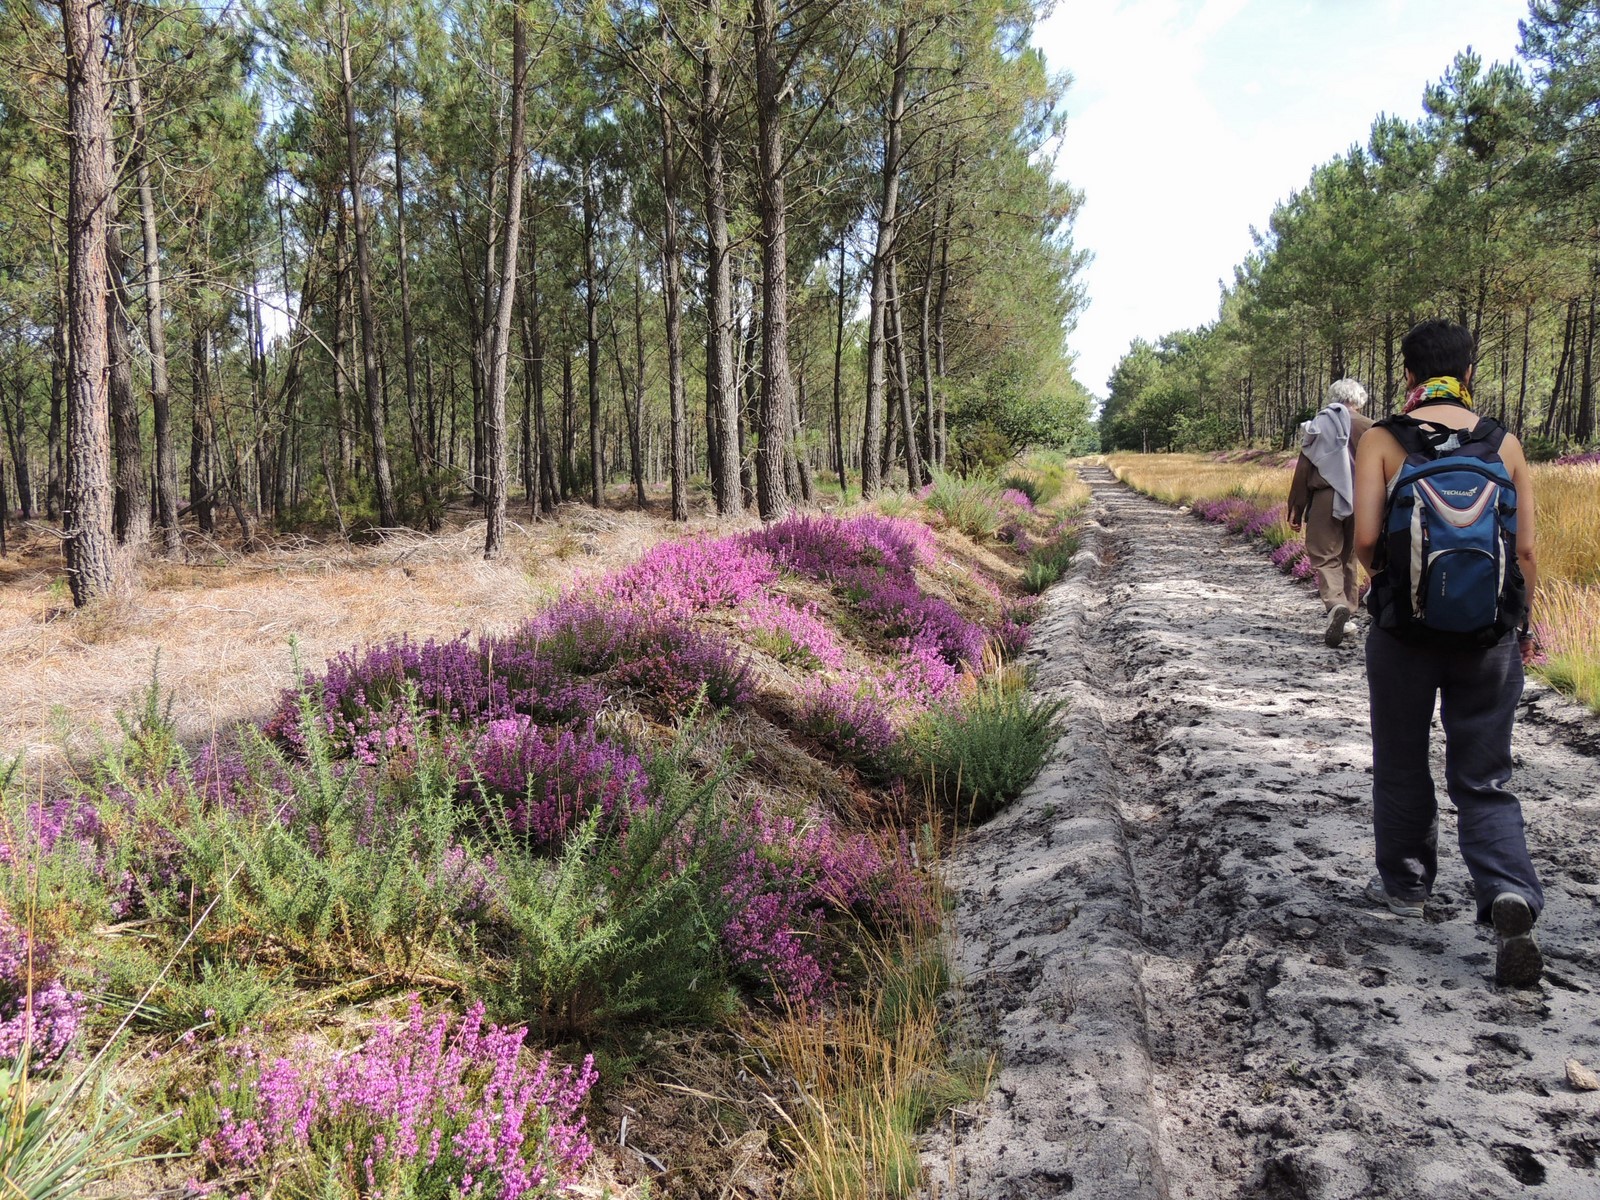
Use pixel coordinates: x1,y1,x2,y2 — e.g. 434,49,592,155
1288,377,1374,647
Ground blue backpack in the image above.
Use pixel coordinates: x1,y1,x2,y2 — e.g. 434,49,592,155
1365,415,1527,648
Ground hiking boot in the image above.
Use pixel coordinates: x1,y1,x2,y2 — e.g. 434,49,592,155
1325,603,1352,647
1491,892,1543,987
1364,874,1424,918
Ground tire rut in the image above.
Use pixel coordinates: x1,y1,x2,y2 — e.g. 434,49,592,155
926,466,1600,1200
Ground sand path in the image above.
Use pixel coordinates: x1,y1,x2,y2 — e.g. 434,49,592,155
926,466,1600,1199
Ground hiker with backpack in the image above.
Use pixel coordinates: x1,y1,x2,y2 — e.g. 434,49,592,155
1352,318,1543,987
1288,378,1374,647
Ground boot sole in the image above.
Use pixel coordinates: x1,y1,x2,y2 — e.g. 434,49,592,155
1325,605,1351,648
1492,893,1542,987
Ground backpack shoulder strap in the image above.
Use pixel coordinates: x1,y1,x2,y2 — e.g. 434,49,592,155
1461,417,1509,453
1377,414,1444,460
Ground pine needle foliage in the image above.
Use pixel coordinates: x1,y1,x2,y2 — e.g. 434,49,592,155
490,707,740,1037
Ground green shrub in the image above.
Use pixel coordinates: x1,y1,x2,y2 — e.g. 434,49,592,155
1000,473,1042,505
914,681,1064,823
1522,434,1562,463
489,714,740,1036
924,472,1005,538
149,713,477,978
99,946,290,1037
1021,561,1060,595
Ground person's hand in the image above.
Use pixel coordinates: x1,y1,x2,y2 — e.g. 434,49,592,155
1519,630,1540,666
1287,509,1303,531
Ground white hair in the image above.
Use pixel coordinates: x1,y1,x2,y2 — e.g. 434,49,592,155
1327,377,1368,410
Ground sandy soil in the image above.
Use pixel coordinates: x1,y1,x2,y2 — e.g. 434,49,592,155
927,467,1600,1199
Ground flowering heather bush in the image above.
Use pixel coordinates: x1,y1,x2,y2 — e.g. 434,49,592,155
747,514,988,670
603,536,777,612
995,620,1031,658
468,717,648,847
1001,488,1036,513
796,680,899,773
741,593,846,670
721,804,929,1003
608,614,754,711
1190,497,1253,528
266,634,604,762
747,513,932,581
194,1001,596,1199
1241,503,1287,538
275,600,752,761
1270,538,1311,579
1554,449,1600,466
0,908,81,1067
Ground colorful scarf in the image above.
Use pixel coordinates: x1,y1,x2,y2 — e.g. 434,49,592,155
1403,375,1474,415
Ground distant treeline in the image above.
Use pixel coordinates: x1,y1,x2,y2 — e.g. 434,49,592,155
1100,1,1600,458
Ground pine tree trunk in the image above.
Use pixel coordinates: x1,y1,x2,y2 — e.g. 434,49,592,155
106,211,149,550
861,22,909,499
1516,304,1531,436
582,168,603,509
832,238,849,493
522,217,557,515
338,2,397,529
561,353,574,501
2,385,33,517
1577,285,1596,445
63,0,117,604
190,323,215,536
47,322,64,521
751,0,794,521
630,266,648,510
700,50,742,515
484,14,527,559
888,256,920,488
658,68,689,522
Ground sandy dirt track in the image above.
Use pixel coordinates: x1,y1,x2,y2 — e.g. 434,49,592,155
925,467,1600,1199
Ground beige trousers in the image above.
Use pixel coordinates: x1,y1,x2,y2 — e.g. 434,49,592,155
1305,487,1359,612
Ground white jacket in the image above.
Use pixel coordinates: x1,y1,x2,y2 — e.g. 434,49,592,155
1300,403,1357,519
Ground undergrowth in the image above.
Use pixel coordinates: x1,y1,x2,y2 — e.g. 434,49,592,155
0,484,1079,1196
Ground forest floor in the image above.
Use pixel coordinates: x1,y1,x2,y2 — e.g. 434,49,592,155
926,466,1600,1199
0,493,733,770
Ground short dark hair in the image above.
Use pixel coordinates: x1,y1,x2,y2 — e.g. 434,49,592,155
1401,319,1475,381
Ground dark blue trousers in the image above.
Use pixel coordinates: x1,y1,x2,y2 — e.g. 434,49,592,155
1365,628,1543,923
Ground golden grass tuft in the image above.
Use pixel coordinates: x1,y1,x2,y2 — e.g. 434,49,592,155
758,874,990,1200
1533,579,1600,712
1533,462,1600,585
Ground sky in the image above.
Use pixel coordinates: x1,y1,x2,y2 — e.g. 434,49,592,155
1035,0,1534,397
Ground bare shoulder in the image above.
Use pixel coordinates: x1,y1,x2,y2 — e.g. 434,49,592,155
1498,428,1525,457
1357,423,1402,459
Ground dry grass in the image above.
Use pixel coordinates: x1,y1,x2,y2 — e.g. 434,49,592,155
0,503,756,767
1534,579,1600,713
1533,462,1600,585
757,889,989,1200
1106,452,1295,510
